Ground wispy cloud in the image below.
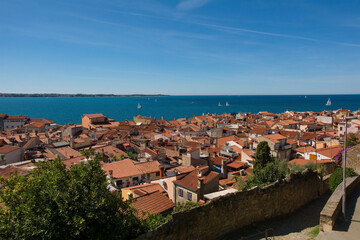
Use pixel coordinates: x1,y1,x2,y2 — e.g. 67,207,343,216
194,22,360,48
177,0,212,11
104,6,360,48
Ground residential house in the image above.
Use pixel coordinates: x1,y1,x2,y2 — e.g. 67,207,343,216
3,115,29,130
82,113,109,130
173,166,219,204
255,134,291,160
0,145,24,165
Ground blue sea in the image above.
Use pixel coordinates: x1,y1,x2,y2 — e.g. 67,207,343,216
0,95,359,125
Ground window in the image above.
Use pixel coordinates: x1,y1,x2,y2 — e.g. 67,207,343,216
116,180,123,187
178,188,183,197
133,177,139,182
187,192,192,201
163,182,168,190
156,171,160,176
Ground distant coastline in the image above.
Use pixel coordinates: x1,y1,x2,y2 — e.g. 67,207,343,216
0,93,170,97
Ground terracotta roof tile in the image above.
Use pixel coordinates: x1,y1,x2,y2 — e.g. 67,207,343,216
174,169,219,191
132,191,174,218
102,159,142,178
135,161,161,174
0,145,20,154
0,165,30,179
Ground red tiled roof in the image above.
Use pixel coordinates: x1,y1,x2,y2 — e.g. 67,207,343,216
219,178,235,186
174,165,195,174
132,191,174,218
295,146,316,153
288,158,333,166
62,155,86,169
211,156,228,166
6,115,28,120
122,183,164,196
135,161,161,174
317,146,343,159
102,159,142,178
227,161,245,169
174,169,219,191
0,165,30,179
0,145,20,154
83,113,105,119
265,134,287,142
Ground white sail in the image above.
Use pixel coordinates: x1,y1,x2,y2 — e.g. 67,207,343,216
326,98,331,106
137,103,142,109
218,102,222,107
226,101,230,106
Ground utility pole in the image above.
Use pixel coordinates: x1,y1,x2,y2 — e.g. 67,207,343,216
342,116,357,219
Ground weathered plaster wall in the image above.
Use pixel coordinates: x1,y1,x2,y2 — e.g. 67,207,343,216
136,169,327,240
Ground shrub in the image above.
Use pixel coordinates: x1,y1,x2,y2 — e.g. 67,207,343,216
174,202,200,212
329,167,358,192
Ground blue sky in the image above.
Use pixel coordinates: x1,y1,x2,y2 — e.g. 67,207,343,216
1,0,360,95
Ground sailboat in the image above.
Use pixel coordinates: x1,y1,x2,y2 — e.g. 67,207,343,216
137,103,142,109
225,101,230,106
218,102,222,107
326,98,331,106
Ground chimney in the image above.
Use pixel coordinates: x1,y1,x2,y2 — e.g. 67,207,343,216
159,165,165,178
109,170,113,178
196,166,202,177
197,174,204,201
221,159,228,178
161,115,164,120
70,137,74,149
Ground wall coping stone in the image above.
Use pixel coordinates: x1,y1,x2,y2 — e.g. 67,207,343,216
320,175,360,231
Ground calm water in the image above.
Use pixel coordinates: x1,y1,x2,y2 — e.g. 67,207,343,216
0,95,359,125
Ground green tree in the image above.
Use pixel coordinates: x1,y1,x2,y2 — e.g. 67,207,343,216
237,142,288,190
254,141,273,171
328,167,358,192
0,158,145,240
346,133,359,147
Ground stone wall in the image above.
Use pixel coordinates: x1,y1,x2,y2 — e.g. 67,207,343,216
347,144,360,174
136,169,327,240
320,175,360,231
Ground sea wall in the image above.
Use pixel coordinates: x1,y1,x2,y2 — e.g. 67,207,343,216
136,169,328,240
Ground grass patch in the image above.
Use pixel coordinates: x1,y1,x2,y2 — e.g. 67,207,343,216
310,225,320,239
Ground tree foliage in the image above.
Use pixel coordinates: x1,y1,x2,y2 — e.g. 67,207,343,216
254,141,273,171
0,158,145,240
346,133,359,147
174,202,200,213
329,167,358,192
237,142,289,190
142,213,171,230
